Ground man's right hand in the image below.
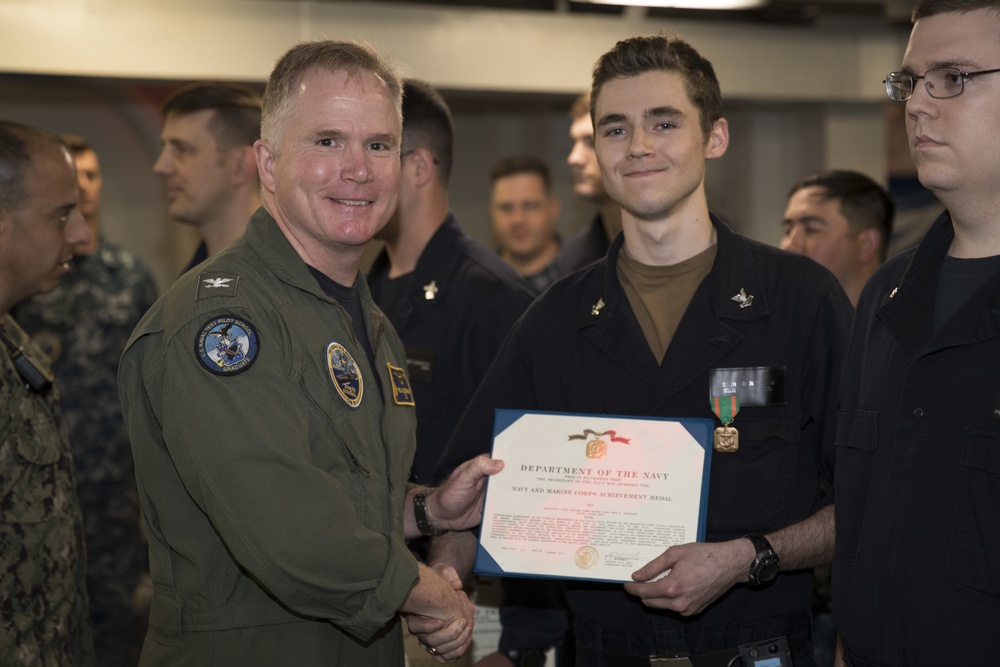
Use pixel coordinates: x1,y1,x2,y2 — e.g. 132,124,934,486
430,454,504,532
401,562,475,662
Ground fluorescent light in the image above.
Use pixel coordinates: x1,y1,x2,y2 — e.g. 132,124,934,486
573,0,767,8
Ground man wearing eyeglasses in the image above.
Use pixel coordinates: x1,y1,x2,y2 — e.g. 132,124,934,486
833,1,1000,664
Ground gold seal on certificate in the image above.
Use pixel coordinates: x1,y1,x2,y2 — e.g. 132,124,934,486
575,546,599,569
713,425,739,453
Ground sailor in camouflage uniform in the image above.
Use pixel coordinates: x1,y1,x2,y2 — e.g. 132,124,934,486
13,136,157,667
0,122,95,665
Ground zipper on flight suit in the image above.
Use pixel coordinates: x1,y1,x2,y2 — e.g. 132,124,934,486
331,301,372,479
370,310,394,495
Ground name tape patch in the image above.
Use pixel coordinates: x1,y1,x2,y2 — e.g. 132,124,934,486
709,366,786,407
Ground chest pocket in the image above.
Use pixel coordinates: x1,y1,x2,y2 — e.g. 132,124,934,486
1,397,73,524
706,409,799,536
293,346,374,511
947,429,1000,604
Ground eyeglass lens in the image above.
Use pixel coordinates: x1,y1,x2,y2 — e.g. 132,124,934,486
885,68,966,101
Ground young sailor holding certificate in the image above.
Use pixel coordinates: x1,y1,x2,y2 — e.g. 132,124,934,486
434,34,852,667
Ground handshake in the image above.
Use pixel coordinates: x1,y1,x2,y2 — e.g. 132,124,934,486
400,454,504,662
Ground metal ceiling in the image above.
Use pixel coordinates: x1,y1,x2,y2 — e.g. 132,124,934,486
348,0,916,26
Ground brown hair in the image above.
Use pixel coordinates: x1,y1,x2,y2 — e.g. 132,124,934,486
591,34,722,139
490,155,553,193
402,79,454,184
789,170,896,263
912,0,1000,20
163,82,262,150
60,134,93,157
569,92,591,121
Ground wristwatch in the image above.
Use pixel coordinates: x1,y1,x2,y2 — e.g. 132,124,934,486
413,491,445,537
744,533,780,587
503,648,547,667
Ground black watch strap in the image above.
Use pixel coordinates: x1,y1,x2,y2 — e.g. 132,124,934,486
744,533,780,587
745,533,773,555
413,491,446,537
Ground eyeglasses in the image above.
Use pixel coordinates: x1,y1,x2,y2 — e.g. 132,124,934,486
400,149,440,165
884,67,1000,102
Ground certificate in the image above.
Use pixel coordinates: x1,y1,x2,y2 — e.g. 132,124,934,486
475,410,713,583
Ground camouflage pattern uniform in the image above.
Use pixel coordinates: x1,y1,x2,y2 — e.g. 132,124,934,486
12,242,157,667
0,314,95,666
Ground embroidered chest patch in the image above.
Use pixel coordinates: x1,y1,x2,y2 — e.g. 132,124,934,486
327,342,363,408
387,363,415,406
195,316,259,375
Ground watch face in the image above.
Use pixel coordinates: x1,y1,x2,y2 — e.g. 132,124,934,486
752,557,779,586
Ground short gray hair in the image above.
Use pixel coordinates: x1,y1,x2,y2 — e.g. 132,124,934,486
261,40,403,144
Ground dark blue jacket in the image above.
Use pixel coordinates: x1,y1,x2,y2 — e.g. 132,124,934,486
835,211,1000,666
554,213,611,277
368,214,533,484
441,215,851,657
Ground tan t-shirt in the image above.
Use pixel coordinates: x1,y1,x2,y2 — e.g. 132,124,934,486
617,243,718,364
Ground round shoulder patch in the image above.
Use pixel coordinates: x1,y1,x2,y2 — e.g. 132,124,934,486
195,316,260,375
327,341,363,408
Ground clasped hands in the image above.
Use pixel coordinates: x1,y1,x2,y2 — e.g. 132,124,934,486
403,563,474,662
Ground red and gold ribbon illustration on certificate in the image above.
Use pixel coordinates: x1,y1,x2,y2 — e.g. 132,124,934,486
568,428,631,460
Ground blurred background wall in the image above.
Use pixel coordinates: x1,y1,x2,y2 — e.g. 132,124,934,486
0,0,931,290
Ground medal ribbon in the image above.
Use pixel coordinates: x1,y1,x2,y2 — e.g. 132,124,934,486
711,395,740,425
568,429,631,444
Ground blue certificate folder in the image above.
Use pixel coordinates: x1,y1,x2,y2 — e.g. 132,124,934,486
474,409,714,583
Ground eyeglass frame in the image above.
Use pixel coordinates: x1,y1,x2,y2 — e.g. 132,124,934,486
883,66,1000,102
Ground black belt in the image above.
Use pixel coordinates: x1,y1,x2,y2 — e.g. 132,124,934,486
650,647,741,667
576,632,811,667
